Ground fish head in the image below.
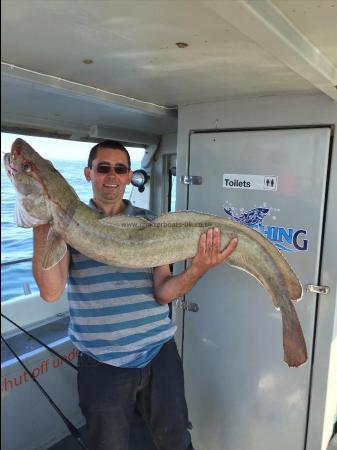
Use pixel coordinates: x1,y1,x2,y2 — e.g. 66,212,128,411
3,138,60,222
4,138,55,197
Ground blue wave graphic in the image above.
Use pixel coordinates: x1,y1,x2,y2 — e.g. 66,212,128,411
273,243,297,253
224,207,269,226
224,206,301,253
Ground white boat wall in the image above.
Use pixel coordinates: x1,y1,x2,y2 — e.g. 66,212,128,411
1,293,85,450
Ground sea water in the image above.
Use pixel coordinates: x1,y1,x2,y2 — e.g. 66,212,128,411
1,159,139,301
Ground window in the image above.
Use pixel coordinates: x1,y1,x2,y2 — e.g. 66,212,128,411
1,132,144,301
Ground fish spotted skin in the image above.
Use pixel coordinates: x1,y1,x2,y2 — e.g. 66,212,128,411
4,138,307,368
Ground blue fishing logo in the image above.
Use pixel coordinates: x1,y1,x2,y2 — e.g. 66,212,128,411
224,207,269,226
224,206,308,252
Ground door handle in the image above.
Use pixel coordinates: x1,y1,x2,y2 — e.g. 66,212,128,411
305,284,330,295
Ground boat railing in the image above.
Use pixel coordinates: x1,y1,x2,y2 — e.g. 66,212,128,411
1,257,33,266
2,258,34,291
1,257,69,335
1,257,35,295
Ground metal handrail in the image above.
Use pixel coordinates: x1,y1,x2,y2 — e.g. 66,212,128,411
1,257,32,267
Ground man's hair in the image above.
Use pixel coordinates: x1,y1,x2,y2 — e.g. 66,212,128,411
88,140,131,169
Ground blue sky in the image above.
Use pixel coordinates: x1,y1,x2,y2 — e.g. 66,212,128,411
1,132,144,162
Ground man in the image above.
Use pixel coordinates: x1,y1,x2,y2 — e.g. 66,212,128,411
33,140,237,450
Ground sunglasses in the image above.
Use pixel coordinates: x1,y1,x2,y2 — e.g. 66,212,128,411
92,163,129,175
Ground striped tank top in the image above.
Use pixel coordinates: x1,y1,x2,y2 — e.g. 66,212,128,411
67,200,176,368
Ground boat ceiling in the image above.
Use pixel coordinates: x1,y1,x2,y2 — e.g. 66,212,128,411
1,0,337,144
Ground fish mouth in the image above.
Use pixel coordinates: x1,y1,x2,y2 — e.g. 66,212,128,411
3,153,17,179
3,152,11,167
11,138,24,155
8,138,28,167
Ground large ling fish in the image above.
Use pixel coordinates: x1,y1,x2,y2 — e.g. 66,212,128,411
4,138,307,367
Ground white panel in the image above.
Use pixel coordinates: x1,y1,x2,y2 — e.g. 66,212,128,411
1,341,84,450
183,127,330,450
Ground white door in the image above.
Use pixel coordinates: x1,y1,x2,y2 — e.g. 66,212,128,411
183,128,331,450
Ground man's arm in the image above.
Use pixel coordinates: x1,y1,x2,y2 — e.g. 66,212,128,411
153,228,238,305
33,224,70,302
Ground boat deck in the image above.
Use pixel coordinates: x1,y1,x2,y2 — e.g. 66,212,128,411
48,426,88,450
49,414,158,450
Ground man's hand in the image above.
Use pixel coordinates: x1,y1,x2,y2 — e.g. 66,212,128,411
153,228,238,305
190,228,238,275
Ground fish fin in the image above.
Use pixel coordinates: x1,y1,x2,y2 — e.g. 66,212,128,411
99,215,151,228
226,253,280,309
152,211,217,225
152,212,183,224
285,270,303,303
42,228,68,269
280,299,307,368
222,222,302,307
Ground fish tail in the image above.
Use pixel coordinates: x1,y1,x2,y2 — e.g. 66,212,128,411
280,299,307,367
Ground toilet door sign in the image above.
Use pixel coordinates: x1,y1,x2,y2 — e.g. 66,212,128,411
223,174,278,191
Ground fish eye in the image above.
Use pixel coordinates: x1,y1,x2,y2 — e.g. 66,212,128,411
22,162,32,173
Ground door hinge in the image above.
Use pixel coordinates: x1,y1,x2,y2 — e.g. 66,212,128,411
180,175,203,185
305,284,330,295
176,298,199,312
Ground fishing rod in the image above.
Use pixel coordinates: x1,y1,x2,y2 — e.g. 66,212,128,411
1,335,89,450
1,313,78,371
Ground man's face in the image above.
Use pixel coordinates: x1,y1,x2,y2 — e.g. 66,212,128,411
84,147,132,205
